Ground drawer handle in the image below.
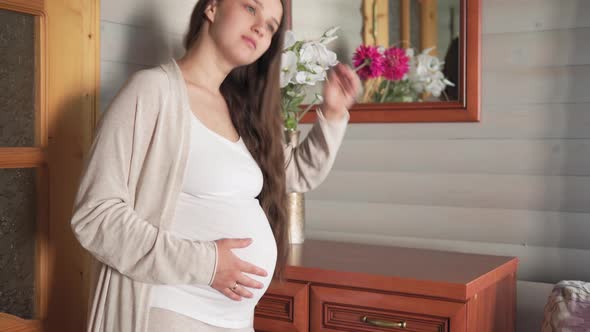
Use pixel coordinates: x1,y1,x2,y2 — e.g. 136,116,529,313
362,316,407,329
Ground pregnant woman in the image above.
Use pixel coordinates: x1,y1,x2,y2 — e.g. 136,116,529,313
70,0,360,331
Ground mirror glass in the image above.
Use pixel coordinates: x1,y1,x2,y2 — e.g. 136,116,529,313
291,0,460,104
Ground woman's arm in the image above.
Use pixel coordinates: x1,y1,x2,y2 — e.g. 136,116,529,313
284,63,359,193
284,107,349,193
70,70,217,286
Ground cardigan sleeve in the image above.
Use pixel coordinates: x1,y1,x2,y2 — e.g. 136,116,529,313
70,70,218,286
284,107,350,193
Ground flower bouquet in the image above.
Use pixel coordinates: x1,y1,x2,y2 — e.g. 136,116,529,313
279,26,342,244
280,26,340,131
353,44,455,103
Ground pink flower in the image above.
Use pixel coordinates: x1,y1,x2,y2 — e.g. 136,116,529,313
382,47,410,81
352,45,385,80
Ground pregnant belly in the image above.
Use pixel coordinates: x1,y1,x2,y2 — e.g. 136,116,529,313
165,192,277,310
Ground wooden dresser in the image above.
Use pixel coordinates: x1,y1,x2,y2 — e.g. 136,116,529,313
253,240,518,332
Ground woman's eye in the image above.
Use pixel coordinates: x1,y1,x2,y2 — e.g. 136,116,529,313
267,24,275,32
246,5,256,14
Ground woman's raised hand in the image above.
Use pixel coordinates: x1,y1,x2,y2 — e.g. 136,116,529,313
211,238,268,301
321,63,361,121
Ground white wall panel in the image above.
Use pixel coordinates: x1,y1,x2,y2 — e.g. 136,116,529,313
483,28,590,68
308,171,590,213
334,139,590,175
483,0,590,34
305,200,590,250
301,104,590,140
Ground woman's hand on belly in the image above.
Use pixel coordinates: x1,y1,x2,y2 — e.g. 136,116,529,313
211,238,269,301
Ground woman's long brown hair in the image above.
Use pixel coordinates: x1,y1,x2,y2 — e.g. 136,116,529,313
184,0,289,281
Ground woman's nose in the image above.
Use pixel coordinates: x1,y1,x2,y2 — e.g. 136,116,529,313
251,18,264,37
251,25,262,36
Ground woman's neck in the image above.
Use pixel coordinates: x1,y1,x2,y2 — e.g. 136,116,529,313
176,38,232,95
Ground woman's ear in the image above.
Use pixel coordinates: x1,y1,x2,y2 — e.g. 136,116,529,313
204,0,219,23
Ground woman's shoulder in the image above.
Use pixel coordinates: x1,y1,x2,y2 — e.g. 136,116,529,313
103,65,171,121
126,65,170,95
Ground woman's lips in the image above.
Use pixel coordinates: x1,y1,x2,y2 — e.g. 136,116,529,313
242,36,257,49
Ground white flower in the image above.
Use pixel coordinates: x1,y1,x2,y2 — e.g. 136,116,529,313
295,67,324,86
319,26,340,45
280,51,298,88
307,63,326,76
306,63,327,84
284,30,296,50
294,71,312,85
320,35,338,45
407,47,454,97
425,72,446,96
299,42,338,68
323,26,340,37
280,26,341,129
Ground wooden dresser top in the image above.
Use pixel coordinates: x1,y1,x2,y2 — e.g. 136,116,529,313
284,239,518,301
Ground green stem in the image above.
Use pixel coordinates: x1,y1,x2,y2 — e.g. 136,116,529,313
297,95,320,122
380,80,390,103
441,89,450,101
354,61,369,73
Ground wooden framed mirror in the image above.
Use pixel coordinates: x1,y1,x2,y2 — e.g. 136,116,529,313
290,0,481,123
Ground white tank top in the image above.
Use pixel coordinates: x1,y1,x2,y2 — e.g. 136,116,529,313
149,111,278,328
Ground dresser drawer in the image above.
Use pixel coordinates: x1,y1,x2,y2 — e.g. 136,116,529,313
310,285,466,332
254,280,309,332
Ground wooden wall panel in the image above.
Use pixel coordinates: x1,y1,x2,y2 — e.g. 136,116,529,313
334,139,590,175
100,21,184,66
305,200,590,250
45,0,99,331
483,28,590,68
101,0,195,35
516,281,554,332
482,0,590,33
307,171,590,213
300,104,590,140
483,66,590,105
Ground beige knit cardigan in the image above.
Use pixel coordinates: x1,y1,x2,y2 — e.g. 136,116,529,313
70,58,349,332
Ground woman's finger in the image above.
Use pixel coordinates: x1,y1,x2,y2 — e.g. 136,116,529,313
235,269,265,289
230,282,254,299
339,65,358,97
326,66,335,82
334,66,353,95
220,288,242,301
342,65,358,83
338,65,360,91
329,69,344,93
336,67,352,93
237,259,268,278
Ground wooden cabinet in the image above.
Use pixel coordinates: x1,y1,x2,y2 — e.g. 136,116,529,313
254,240,518,332
310,285,466,331
254,280,309,332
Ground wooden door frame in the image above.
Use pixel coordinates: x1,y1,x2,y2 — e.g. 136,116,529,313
0,2,48,331
0,0,100,331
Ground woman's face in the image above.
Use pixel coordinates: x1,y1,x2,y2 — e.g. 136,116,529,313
206,0,283,66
